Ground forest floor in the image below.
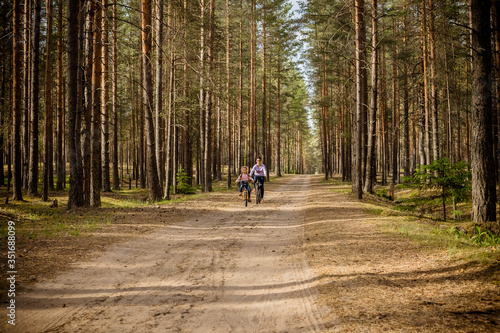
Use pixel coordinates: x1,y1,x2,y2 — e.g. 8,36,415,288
1,174,499,332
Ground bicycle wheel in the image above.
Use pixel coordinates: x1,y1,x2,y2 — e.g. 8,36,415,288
244,190,248,207
256,184,261,204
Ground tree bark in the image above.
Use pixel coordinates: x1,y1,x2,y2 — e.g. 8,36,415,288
12,0,23,200
23,0,31,191
141,0,162,201
112,0,119,190
226,0,232,188
90,1,102,207
354,0,365,199
67,0,84,208
28,0,41,196
421,0,431,164
83,3,95,205
42,0,54,201
155,0,164,189
470,0,497,223
199,0,206,191
56,0,64,191
364,0,378,193
428,0,439,160
261,0,267,166
101,0,111,192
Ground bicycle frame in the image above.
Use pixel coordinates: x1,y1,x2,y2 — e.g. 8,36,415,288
239,181,250,207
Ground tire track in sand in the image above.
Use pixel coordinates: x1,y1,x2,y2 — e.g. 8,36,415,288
13,175,327,333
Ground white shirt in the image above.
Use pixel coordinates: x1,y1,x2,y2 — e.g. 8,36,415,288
250,164,267,177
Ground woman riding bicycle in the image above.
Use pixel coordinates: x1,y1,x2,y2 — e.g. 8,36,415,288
250,157,267,202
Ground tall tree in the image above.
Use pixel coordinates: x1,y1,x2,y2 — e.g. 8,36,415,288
43,0,54,201
353,0,365,199
67,0,84,208
141,0,162,201
101,0,111,192
262,0,267,166
428,0,439,160
84,2,95,205
155,0,164,189
112,0,119,190
23,0,31,190
12,0,23,201
470,0,496,222
226,0,232,188
199,0,206,191
91,0,102,207
364,0,378,193
56,0,64,191
28,0,41,196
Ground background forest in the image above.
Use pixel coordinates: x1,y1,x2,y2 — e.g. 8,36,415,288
2,0,314,208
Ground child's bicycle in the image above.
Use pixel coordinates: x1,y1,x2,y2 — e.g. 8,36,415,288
239,181,251,207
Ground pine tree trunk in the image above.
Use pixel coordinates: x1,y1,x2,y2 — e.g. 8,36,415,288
12,0,23,200
112,0,119,190
392,20,400,184
492,1,500,178
101,0,110,192
155,0,164,189
67,0,84,208
428,0,439,160
56,0,64,191
470,0,497,223
204,0,214,192
90,1,102,207
141,0,162,201
83,3,95,205
403,0,410,177
28,0,41,196
261,0,267,167
238,0,243,170
250,0,256,163
421,0,431,164
23,0,31,191
42,0,53,201
354,0,365,199
226,0,231,188
164,58,174,200
199,0,206,191
276,55,282,177
364,0,378,193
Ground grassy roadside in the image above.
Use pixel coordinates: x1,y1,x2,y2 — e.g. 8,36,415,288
321,177,500,265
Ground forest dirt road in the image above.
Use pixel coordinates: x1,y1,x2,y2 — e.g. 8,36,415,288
9,175,499,332
13,175,328,333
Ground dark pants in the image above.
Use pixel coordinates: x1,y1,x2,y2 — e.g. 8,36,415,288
239,181,251,199
253,176,265,197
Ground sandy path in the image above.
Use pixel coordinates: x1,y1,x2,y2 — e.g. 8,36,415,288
13,175,327,333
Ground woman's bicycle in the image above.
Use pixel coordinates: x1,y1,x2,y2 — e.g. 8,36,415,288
254,179,262,204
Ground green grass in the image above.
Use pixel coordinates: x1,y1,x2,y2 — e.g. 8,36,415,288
380,217,499,262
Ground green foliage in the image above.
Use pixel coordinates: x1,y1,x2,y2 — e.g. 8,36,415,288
402,158,471,220
176,168,196,195
450,225,500,247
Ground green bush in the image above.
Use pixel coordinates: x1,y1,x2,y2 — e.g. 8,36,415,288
402,158,471,221
176,168,196,194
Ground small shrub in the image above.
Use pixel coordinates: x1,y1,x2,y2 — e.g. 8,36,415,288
176,168,196,194
402,158,471,221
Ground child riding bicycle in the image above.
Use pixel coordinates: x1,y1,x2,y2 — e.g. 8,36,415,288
236,166,254,202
